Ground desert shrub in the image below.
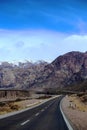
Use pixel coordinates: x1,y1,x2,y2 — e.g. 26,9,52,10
37,95,52,99
81,95,87,102
15,98,22,102
0,102,6,107
9,103,19,110
0,106,11,112
77,93,84,97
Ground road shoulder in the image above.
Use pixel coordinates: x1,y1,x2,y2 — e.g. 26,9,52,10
61,95,87,130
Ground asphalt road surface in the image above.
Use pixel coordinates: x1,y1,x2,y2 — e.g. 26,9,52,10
0,96,68,130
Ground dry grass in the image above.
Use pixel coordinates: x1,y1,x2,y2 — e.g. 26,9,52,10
0,102,20,115
0,95,53,115
0,107,11,114
0,99,45,115
69,94,87,112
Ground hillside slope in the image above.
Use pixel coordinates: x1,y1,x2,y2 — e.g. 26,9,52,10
32,51,87,90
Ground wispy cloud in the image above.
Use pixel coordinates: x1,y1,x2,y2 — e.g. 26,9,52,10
76,18,87,34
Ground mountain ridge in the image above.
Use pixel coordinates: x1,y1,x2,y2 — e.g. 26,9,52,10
0,51,87,91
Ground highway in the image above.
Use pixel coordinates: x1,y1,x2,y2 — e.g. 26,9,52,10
0,96,68,130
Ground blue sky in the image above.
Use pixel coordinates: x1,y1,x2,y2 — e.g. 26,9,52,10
0,0,87,62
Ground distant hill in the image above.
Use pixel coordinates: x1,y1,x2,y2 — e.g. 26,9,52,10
0,51,87,91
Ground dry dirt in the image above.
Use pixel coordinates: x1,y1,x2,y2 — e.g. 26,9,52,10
62,95,87,130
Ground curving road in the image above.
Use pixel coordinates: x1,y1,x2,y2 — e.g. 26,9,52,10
0,96,68,130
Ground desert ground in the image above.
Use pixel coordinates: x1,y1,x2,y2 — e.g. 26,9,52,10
62,94,87,130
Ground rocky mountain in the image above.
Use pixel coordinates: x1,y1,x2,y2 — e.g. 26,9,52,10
31,51,87,90
0,61,48,89
0,51,87,91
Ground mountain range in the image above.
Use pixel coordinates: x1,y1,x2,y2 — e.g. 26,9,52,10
0,51,87,91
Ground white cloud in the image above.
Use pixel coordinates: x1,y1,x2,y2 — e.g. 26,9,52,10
0,29,87,62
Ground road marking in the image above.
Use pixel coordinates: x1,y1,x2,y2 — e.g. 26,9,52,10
35,113,40,116
60,99,73,130
21,120,30,126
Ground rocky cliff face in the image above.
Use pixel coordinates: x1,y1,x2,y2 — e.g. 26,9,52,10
0,61,48,89
0,51,87,90
0,68,16,88
31,51,87,89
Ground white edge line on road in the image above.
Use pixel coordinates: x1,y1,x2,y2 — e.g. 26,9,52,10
60,98,73,130
21,119,30,126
